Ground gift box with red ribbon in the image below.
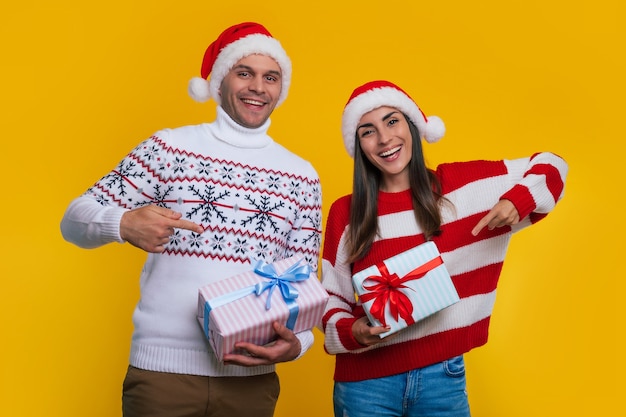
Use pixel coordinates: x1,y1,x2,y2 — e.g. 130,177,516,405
198,256,329,360
352,242,460,338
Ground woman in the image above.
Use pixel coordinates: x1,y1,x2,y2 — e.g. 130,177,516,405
321,80,568,416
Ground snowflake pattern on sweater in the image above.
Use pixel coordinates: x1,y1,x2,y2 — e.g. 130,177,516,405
86,131,321,267
61,108,322,377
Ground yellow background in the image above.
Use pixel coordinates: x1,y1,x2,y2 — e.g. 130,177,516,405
1,1,623,416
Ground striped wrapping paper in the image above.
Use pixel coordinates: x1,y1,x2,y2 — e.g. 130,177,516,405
198,256,329,361
352,241,460,338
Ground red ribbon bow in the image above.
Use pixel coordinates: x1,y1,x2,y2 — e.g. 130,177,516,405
359,256,444,327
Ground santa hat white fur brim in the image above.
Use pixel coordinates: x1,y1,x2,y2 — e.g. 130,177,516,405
188,33,291,106
341,86,445,158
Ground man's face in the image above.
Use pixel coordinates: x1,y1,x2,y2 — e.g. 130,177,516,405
219,54,283,129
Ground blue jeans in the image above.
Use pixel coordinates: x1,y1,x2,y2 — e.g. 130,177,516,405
333,355,471,417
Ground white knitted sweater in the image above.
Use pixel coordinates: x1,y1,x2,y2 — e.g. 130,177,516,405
61,107,322,376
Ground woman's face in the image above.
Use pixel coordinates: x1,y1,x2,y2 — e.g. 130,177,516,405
357,106,413,192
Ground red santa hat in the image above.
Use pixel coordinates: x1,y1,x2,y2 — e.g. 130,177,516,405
188,22,291,106
341,80,445,158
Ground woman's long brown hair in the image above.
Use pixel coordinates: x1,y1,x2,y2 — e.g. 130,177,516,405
345,115,444,264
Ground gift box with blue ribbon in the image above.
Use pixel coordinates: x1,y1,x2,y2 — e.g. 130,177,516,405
352,241,460,338
198,256,329,360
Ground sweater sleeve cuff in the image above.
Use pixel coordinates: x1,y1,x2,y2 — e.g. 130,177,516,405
500,184,536,221
293,330,314,360
101,206,127,244
336,317,367,351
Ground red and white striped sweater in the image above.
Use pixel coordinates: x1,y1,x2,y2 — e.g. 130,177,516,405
321,152,568,382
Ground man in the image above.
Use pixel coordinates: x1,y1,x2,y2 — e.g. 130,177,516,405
60,22,322,417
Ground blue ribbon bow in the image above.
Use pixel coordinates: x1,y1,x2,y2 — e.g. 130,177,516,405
253,259,311,310
252,259,311,330
203,258,311,336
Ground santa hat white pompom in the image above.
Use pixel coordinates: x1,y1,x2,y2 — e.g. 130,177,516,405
188,77,211,103
421,115,445,143
341,80,445,158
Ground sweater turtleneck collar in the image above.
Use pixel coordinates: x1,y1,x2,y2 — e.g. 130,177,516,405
207,106,273,149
